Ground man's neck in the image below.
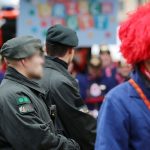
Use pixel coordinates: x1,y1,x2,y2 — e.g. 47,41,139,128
9,65,31,79
58,56,69,64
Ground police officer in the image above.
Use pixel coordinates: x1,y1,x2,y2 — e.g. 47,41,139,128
0,36,80,150
38,25,96,150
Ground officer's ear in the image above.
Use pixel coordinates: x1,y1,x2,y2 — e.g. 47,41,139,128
68,47,74,55
4,57,8,64
20,59,26,68
43,45,47,56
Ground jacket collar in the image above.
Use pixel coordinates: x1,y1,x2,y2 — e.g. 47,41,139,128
129,68,150,100
44,56,76,83
45,56,68,74
46,56,68,69
5,67,45,94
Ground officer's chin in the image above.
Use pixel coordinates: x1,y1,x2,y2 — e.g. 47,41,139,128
32,73,43,80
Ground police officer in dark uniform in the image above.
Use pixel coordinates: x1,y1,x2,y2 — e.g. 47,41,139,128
38,25,96,150
0,36,80,150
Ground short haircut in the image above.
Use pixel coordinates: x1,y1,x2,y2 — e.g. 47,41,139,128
46,42,72,57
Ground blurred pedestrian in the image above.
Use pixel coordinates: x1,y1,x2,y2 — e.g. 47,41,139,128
95,3,150,150
77,57,108,113
100,45,113,69
100,45,118,91
0,36,80,150
68,59,79,77
38,25,96,150
116,59,132,84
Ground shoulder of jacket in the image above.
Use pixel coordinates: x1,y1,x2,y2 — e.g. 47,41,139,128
105,81,131,104
44,68,66,80
0,80,28,99
101,82,131,117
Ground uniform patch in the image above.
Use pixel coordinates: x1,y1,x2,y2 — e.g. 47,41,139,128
17,97,31,105
18,103,34,114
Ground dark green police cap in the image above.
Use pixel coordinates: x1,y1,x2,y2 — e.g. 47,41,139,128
46,24,78,47
0,36,43,59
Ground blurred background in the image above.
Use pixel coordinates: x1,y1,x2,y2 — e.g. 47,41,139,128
0,0,148,117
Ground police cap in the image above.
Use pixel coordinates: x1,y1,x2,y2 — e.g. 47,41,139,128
46,24,78,47
0,36,43,59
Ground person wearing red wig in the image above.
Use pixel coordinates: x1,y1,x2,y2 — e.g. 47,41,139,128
95,3,150,150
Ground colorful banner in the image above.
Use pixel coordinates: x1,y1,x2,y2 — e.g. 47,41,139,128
17,0,118,46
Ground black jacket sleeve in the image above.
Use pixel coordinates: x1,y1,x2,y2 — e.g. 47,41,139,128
0,93,80,150
51,82,96,150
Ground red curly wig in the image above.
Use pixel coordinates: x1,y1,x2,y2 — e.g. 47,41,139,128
119,3,150,65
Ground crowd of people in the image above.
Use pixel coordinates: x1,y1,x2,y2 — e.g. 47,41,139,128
68,46,132,117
